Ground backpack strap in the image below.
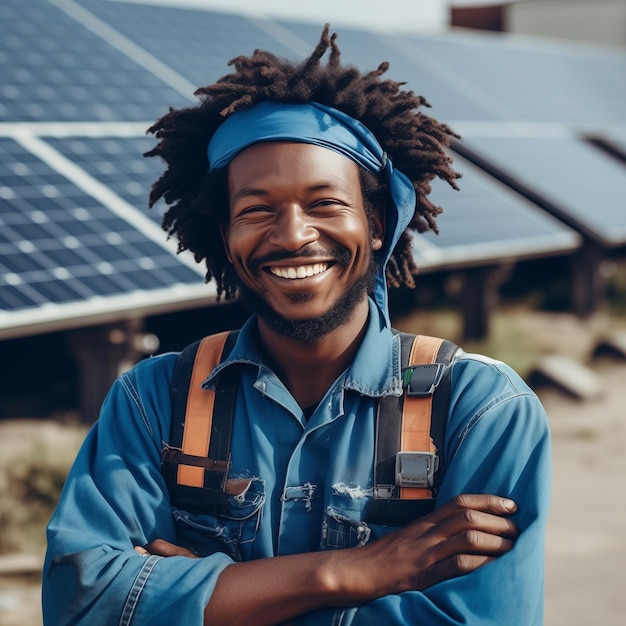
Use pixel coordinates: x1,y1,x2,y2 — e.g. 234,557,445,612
366,332,458,525
161,331,239,515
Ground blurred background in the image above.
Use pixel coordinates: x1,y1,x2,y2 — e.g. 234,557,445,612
1,1,625,624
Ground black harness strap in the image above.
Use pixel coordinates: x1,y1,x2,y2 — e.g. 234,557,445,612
162,331,239,515
372,332,414,499
366,332,458,525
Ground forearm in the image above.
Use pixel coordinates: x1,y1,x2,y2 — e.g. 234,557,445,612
204,551,351,626
201,493,518,626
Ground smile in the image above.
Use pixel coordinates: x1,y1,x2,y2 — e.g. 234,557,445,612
268,262,329,279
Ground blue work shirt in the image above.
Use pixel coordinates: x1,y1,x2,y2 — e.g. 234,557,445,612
43,300,551,624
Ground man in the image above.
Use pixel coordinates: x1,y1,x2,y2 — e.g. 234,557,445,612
43,26,550,625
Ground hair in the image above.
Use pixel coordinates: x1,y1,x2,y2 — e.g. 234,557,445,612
145,25,460,301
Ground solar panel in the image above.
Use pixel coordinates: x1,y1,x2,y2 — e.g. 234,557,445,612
0,0,190,123
76,0,305,87
453,135,626,248
397,31,626,126
413,153,580,271
0,136,208,335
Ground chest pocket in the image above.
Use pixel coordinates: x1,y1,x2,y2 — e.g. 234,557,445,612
171,477,265,561
320,489,395,550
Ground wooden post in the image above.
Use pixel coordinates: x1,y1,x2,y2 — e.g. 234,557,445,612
66,320,159,423
570,240,606,317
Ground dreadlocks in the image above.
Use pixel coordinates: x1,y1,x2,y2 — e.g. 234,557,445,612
146,25,460,301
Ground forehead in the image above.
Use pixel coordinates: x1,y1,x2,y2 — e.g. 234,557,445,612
227,141,361,192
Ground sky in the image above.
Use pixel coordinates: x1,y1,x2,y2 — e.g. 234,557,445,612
113,0,511,33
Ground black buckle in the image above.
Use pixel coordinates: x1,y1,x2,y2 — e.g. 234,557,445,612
402,363,445,397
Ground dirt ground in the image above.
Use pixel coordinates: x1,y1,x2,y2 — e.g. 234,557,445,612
540,357,626,626
1,340,625,624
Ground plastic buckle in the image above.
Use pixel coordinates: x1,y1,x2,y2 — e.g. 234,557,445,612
402,363,445,397
395,452,439,489
373,485,395,499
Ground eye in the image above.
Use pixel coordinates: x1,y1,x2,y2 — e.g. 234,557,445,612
236,205,272,217
310,199,344,211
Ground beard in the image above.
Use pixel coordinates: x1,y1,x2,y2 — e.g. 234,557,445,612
237,251,379,344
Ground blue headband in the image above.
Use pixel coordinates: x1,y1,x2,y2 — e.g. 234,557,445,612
208,101,417,327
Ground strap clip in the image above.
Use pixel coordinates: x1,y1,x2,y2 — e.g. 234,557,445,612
395,451,439,489
402,363,445,397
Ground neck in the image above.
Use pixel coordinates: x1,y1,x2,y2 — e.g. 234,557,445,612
257,298,370,409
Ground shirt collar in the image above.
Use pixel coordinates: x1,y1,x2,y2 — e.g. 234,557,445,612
204,299,403,398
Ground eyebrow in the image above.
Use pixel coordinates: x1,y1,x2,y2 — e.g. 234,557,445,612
230,187,268,204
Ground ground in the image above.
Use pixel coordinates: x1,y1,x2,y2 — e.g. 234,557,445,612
1,311,626,625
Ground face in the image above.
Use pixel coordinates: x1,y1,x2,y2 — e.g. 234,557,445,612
223,141,383,340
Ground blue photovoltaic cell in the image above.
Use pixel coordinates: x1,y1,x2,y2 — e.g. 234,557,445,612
0,138,203,312
0,0,190,123
76,0,302,88
459,137,626,247
413,154,579,270
46,136,167,225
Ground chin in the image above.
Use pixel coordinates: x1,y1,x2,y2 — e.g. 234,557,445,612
239,283,369,343
237,255,378,343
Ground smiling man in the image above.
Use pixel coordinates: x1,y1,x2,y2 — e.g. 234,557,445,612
225,139,381,349
43,26,551,626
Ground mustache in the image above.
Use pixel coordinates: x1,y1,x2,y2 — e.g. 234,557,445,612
250,248,350,272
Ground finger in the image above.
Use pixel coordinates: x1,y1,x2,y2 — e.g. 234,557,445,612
437,553,497,580
144,539,198,559
418,494,517,535
450,493,517,516
134,546,150,556
451,529,515,557
451,507,519,540
426,499,519,541
419,526,515,582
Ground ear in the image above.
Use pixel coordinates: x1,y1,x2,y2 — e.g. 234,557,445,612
219,224,233,264
370,206,384,252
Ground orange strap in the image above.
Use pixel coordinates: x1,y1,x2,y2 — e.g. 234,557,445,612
177,331,230,488
400,335,444,500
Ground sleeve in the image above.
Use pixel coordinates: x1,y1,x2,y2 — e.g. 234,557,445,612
320,358,552,626
41,356,233,626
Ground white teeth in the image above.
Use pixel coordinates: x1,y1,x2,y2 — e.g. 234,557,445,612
270,263,328,279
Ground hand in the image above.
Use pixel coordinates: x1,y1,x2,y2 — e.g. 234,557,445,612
332,493,519,602
135,539,197,559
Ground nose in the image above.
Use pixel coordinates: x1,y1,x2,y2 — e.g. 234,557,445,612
267,205,319,251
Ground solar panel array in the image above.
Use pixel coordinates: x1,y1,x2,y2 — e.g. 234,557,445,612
3,0,625,338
